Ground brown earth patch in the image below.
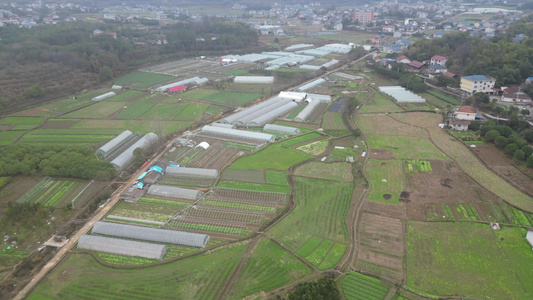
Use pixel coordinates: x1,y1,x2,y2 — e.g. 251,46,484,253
361,201,406,219
405,160,499,220
368,148,394,159
473,144,533,196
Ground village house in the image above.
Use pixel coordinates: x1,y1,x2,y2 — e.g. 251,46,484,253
447,105,478,131
460,75,497,95
501,86,532,104
430,55,447,66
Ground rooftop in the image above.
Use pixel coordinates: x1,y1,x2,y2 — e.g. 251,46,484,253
458,106,477,114
462,75,491,81
431,55,447,60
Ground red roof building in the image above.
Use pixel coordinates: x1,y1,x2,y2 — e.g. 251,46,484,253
457,106,477,114
167,85,187,93
408,60,425,69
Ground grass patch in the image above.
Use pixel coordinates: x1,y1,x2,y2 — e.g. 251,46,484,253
0,116,44,125
367,135,447,159
341,272,391,300
365,159,404,204
230,144,312,170
295,162,353,181
359,92,403,113
406,221,533,299
296,139,330,155
265,170,289,186
270,177,352,251
174,103,209,121
280,132,322,146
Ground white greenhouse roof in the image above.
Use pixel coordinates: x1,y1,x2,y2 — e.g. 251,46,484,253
166,166,218,179
92,221,209,248
295,99,321,122
236,98,292,126
295,48,332,57
91,92,116,101
200,125,275,142
279,91,307,102
263,124,301,135
234,76,274,84
211,123,236,129
247,102,298,127
96,130,133,158
196,141,210,149
265,65,280,71
147,185,203,200
220,97,284,124
307,93,332,103
284,44,314,51
378,86,426,103
296,78,326,92
317,44,353,54
110,133,158,170
299,65,321,71
78,235,168,259
321,59,339,68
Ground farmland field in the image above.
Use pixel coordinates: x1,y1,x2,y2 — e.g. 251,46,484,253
295,162,353,181
227,239,312,299
174,103,210,121
340,272,391,300
365,159,404,204
406,221,533,299
322,112,347,130
182,89,261,106
63,101,126,118
0,131,23,145
359,91,403,113
269,177,353,252
115,102,155,119
296,139,330,155
280,132,322,146
140,102,190,120
217,180,290,194
230,144,312,170
357,115,427,137
32,243,247,300
367,135,447,159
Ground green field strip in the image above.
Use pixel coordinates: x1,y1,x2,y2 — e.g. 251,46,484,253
317,243,347,269
280,132,322,146
296,237,324,257
202,200,275,212
366,159,404,204
115,102,156,119
35,180,62,204
305,239,334,266
0,116,45,125
216,180,290,194
367,135,447,160
230,144,312,170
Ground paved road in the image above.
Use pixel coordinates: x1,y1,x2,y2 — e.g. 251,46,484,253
14,140,174,300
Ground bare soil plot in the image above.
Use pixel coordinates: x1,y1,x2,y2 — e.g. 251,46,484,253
405,160,499,220
294,162,353,182
221,169,265,184
473,144,533,196
389,112,440,128
368,148,394,159
355,212,405,284
189,146,242,170
361,201,406,219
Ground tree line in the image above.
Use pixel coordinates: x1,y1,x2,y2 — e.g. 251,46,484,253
0,144,116,179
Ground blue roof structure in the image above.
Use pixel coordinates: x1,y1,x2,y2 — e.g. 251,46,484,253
150,166,163,173
137,172,148,180
462,75,489,81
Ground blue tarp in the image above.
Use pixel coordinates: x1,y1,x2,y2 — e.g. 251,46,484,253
137,182,144,189
137,172,148,180
150,166,163,173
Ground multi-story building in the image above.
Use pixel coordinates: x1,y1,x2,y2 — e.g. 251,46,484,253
460,75,496,95
353,11,374,24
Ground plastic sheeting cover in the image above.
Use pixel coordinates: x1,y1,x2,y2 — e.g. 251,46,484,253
78,235,168,259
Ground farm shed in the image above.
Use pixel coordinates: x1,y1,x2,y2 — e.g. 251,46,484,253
265,65,280,71
166,84,187,93
295,78,326,92
279,91,307,103
196,141,210,149
77,235,168,260
200,125,275,143
154,77,208,92
92,222,210,248
111,85,123,90
246,101,298,127
378,86,426,103
96,130,133,158
147,185,203,200
234,76,274,84
110,132,158,170
263,124,301,135
91,92,116,101
295,99,321,122
166,166,218,179
211,123,236,129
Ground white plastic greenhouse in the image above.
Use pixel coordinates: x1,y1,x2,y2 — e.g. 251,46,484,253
110,133,158,170
235,98,293,126
263,124,301,135
91,92,116,101
147,185,203,200
92,222,209,248
247,101,298,127
96,130,133,158
154,76,208,92
234,76,274,84
284,44,314,51
78,235,168,259
278,91,307,103
378,86,426,103
211,123,236,129
200,125,275,142
307,93,332,103
295,78,326,92
295,99,321,122
165,166,218,179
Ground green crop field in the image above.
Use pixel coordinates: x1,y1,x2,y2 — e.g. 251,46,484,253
0,131,23,145
367,135,447,159
174,103,210,121
419,93,451,108
427,90,461,105
406,222,533,299
28,128,124,136
295,162,353,181
63,101,126,118
216,180,290,194
230,144,312,170
223,69,248,76
227,239,312,299
296,139,329,155
182,89,261,106
105,90,149,103
40,98,92,114
32,243,247,300
280,132,322,146
112,71,176,88
265,170,289,186
181,89,218,99
270,177,352,251
359,92,403,113
19,134,115,144
0,116,45,125
115,102,155,119
138,102,189,120
286,104,307,119
365,159,404,204
341,272,391,300
322,112,347,130
318,242,346,269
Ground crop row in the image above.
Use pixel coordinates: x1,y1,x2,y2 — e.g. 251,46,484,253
280,132,322,146
455,203,479,221
341,272,389,300
202,200,275,212
297,236,323,257
35,180,62,204
265,170,289,186
186,207,264,224
305,239,334,266
96,252,157,266
137,197,191,208
317,243,346,269
16,177,54,203
45,181,76,206
169,221,252,235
